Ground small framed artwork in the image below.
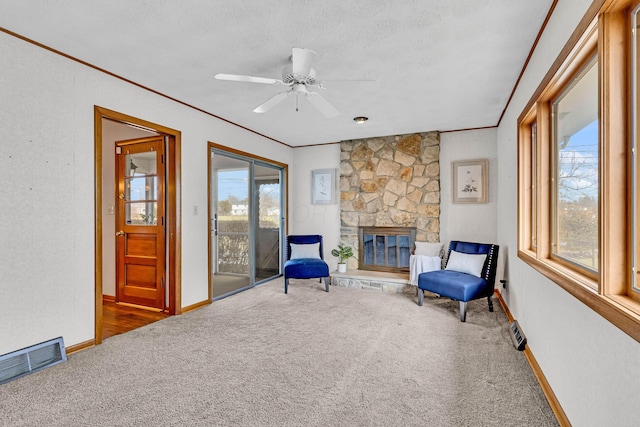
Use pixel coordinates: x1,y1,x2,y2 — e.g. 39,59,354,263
452,159,488,203
311,169,336,204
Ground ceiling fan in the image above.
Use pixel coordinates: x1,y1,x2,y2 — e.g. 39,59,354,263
215,47,378,118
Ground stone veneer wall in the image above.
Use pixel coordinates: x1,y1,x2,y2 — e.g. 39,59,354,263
340,131,440,270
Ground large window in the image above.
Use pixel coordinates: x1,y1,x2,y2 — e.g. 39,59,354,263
552,57,599,274
518,0,640,343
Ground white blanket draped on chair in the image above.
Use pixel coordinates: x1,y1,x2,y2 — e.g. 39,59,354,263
409,255,442,285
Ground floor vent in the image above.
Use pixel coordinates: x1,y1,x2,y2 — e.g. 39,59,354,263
0,337,66,385
509,320,527,351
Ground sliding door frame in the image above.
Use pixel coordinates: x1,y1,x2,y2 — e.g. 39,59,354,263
207,142,288,302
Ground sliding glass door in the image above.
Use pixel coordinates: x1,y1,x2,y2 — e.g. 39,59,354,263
209,147,284,299
254,163,282,282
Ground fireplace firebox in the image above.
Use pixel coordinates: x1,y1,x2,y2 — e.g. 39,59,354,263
358,227,416,273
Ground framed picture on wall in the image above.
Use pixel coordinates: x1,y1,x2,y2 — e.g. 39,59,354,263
311,169,336,204
452,159,488,203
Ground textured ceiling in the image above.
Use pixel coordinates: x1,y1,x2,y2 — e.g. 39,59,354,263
0,0,554,146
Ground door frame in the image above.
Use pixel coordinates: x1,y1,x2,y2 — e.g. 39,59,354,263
94,106,182,345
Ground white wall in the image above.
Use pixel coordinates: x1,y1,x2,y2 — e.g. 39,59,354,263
439,128,498,246
291,144,341,270
496,0,640,425
0,31,293,354
292,130,499,271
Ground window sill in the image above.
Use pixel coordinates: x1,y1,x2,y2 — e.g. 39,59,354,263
518,250,640,343
606,294,640,320
518,250,598,290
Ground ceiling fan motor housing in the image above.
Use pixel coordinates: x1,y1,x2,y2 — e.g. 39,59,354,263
281,64,317,85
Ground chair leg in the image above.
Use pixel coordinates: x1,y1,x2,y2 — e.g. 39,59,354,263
459,301,467,322
324,277,329,292
284,278,289,294
418,288,424,306
487,295,494,312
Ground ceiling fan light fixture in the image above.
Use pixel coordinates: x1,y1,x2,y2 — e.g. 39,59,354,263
353,116,369,124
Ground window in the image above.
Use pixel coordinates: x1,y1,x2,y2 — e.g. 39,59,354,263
518,0,640,343
531,122,537,250
551,57,599,275
634,4,640,294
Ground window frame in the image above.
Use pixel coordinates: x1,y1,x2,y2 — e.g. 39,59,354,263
549,54,599,281
531,121,538,250
517,0,640,343
632,3,640,295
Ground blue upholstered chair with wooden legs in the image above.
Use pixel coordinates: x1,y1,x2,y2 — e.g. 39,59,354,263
417,241,499,322
284,235,330,293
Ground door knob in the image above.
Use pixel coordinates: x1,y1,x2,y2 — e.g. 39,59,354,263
116,231,125,237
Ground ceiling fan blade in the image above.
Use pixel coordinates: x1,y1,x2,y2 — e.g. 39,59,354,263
215,73,283,85
292,48,316,77
253,91,290,113
307,92,339,118
316,79,379,91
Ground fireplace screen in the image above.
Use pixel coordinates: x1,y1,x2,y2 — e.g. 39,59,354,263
358,227,416,273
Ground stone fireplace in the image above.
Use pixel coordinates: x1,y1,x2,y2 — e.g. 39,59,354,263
339,131,440,272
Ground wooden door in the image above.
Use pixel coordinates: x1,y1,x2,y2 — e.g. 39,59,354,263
116,136,165,310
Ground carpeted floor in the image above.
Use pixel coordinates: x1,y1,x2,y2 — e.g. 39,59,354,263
0,278,558,426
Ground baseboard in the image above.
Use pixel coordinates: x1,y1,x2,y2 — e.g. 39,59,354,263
181,299,211,314
102,295,115,303
65,339,95,355
494,290,571,427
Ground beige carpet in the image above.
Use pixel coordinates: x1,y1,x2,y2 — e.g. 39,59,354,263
0,278,558,426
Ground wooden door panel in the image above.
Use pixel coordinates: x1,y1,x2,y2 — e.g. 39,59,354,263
126,233,157,256
125,264,156,287
116,136,165,310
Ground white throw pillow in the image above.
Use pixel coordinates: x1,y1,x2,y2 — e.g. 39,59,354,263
445,250,487,277
414,242,442,257
290,242,321,259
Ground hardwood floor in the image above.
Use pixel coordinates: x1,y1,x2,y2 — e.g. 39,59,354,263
102,300,169,340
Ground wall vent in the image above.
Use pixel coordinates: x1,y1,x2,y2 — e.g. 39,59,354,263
0,337,66,385
509,320,527,351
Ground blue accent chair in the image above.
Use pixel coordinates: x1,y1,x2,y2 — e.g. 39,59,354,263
284,235,330,294
417,241,499,322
